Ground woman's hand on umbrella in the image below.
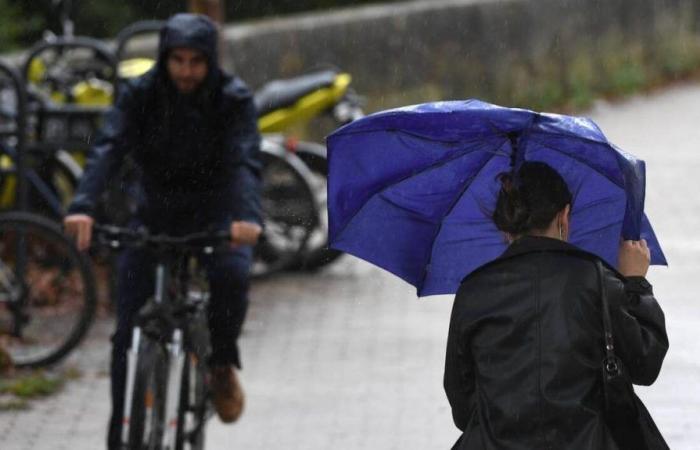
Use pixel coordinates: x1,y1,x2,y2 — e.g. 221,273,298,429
618,239,650,277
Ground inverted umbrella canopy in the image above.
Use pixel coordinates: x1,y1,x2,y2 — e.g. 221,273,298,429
327,99,666,297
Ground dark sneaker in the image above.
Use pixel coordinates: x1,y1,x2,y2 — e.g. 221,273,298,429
210,365,244,423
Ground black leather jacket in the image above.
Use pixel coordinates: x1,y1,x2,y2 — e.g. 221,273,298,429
444,236,668,449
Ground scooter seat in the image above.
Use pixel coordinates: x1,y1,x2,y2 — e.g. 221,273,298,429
254,70,337,116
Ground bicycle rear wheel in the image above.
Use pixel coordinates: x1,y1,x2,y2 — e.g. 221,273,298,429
0,211,96,367
253,144,318,277
294,141,343,270
128,338,167,449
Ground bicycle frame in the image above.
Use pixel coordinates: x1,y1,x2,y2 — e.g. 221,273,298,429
0,143,69,217
102,228,223,450
122,260,188,450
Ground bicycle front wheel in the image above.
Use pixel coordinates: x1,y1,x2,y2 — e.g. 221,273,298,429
176,352,209,450
128,338,168,450
0,211,96,367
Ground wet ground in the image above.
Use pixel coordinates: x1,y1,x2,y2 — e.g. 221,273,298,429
3,83,700,449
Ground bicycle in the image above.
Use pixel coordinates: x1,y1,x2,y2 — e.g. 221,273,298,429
0,58,83,219
0,141,82,218
0,210,97,367
93,224,231,450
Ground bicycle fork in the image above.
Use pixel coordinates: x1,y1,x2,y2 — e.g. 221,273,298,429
121,326,141,445
162,328,184,449
121,262,168,446
121,264,186,449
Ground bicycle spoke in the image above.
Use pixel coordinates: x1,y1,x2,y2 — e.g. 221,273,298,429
0,212,96,367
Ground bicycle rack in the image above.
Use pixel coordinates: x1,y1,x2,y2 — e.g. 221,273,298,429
0,59,28,211
20,36,119,153
114,20,164,62
22,35,119,93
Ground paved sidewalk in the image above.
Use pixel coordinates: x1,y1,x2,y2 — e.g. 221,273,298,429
3,83,700,449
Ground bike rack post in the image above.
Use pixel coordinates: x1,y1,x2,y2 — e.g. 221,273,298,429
20,36,119,156
114,20,164,62
21,35,120,99
0,59,28,211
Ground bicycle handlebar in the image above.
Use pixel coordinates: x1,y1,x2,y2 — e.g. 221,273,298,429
93,224,231,253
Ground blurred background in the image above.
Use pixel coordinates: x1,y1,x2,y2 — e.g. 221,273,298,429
0,0,405,51
3,0,699,117
1,1,699,449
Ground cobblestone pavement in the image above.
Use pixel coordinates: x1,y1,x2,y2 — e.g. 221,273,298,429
3,83,700,449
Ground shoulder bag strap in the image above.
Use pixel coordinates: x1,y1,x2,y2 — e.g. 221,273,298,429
596,260,618,367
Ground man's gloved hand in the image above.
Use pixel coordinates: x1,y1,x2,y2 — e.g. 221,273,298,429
230,221,262,247
64,214,95,251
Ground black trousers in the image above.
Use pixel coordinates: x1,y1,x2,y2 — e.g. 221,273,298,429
106,242,252,449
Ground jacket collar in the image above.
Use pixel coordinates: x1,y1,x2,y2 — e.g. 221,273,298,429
462,235,620,284
501,235,582,259
500,235,622,276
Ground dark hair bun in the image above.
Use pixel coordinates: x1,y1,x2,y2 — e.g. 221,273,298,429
493,162,572,236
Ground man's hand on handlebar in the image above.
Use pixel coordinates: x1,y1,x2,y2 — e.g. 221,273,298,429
64,214,95,251
65,216,259,250
230,221,262,247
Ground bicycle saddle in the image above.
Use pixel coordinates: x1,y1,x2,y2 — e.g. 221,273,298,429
254,70,338,116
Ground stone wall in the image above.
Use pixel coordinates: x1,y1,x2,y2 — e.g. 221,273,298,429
220,0,700,112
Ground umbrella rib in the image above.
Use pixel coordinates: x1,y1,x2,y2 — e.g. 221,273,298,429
330,123,509,146
416,150,502,292
530,127,609,146
527,133,624,189
332,137,510,243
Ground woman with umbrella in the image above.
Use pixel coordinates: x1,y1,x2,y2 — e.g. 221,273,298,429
327,100,670,449
444,161,668,449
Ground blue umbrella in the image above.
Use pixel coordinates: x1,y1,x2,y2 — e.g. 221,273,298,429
327,99,666,297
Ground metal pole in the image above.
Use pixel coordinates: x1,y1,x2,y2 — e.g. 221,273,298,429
64,0,75,38
0,61,28,211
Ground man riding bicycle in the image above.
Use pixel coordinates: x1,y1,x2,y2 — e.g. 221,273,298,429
63,14,262,449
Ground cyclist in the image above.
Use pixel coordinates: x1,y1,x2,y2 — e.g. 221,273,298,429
63,13,262,449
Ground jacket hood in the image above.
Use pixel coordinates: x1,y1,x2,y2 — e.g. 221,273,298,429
158,13,219,71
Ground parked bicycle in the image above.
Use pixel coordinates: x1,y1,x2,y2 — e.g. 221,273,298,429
0,58,83,218
93,224,230,450
0,211,96,367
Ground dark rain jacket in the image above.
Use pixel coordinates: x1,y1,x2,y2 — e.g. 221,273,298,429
68,14,262,227
444,236,668,450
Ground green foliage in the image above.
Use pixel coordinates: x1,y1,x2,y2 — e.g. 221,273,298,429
0,0,45,52
0,368,79,411
1,0,406,51
0,371,64,398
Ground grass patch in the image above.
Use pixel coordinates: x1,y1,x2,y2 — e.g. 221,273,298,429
0,366,83,413
0,371,65,398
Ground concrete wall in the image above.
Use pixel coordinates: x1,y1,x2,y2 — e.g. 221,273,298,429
219,0,700,112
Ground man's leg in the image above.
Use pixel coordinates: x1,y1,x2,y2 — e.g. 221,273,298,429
200,245,252,422
107,248,155,450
